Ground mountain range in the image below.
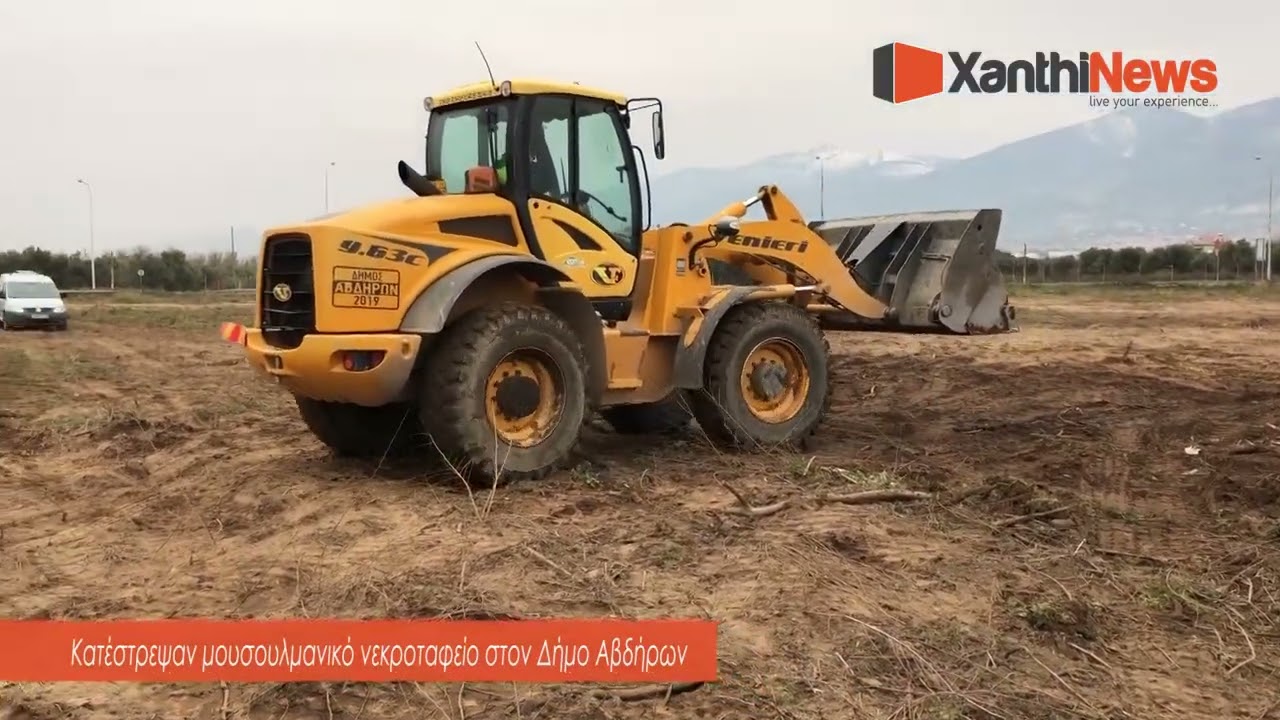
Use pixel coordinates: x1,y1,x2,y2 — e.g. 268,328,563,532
649,98,1280,253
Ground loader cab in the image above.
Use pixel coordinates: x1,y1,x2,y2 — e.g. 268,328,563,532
421,79,665,322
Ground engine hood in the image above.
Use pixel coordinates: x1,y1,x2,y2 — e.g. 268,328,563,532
4,296,66,312
298,193,519,240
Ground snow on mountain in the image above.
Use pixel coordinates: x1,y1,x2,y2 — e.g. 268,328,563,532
1079,112,1139,159
771,145,943,175
650,97,1280,250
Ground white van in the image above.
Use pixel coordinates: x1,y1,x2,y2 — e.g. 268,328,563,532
0,271,69,331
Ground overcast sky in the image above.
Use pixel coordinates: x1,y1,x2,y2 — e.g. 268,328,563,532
2,0,1277,255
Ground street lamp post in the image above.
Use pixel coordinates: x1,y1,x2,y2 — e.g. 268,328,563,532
324,161,337,213
814,152,837,220
816,155,825,220
75,178,96,290
1268,169,1275,282
1256,156,1274,282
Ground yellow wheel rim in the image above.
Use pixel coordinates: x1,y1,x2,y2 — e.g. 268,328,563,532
484,349,564,448
739,338,810,424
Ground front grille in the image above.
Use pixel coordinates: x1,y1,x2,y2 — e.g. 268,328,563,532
260,233,315,349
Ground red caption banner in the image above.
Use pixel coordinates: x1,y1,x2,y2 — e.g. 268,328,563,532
0,619,718,683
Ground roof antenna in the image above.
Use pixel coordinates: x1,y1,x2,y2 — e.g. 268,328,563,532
474,41,496,89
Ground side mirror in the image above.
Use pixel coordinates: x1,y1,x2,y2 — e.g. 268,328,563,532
651,110,665,161
712,216,740,238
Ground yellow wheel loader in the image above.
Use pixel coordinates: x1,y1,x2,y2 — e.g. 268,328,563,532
235,78,1016,480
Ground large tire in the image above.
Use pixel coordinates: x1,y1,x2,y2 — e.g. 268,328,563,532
419,302,589,482
600,394,692,435
296,397,425,458
688,301,831,448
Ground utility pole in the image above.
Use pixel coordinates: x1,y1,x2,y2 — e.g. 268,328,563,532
75,178,96,289
1256,156,1274,282
816,155,825,220
324,161,337,213
1269,172,1274,282
1021,244,1028,285
230,225,241,290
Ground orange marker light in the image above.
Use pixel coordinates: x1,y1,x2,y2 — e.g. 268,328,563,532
219,322,245,345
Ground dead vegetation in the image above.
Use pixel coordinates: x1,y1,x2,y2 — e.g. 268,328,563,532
2,290,1280,719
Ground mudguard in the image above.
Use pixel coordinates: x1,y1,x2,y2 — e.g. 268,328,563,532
399,255,569,334
398,254,607,401
672,285,758,390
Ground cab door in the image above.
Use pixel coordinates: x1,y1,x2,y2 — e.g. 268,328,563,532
515,95,643,314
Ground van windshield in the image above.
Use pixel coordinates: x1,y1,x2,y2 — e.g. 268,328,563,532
6,281,61,299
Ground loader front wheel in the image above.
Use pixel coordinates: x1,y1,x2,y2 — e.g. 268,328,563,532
296,397,425,458
689,301,831,448
420,302,588,482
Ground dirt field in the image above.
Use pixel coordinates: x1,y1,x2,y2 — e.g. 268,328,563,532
2,287,1279,719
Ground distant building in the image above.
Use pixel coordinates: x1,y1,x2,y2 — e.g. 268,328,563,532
1187,234,1226,254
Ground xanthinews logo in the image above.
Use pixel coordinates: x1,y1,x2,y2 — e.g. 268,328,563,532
873,42,1217,109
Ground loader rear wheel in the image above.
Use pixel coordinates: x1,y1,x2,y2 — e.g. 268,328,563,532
600,394,692,435
295,397,425,458
420,302,588,482
689,301,831,448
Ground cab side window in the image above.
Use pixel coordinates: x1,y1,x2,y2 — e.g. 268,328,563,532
525,96,639,253
527,97,571,202
575,100,638,251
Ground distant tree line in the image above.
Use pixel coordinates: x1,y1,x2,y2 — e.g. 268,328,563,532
0,238,1274,292
996,238,1270,283
0,246,255,291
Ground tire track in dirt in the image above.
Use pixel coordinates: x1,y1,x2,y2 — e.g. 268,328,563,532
90,335,198,415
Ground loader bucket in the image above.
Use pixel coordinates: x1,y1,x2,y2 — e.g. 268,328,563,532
809,209,1016,334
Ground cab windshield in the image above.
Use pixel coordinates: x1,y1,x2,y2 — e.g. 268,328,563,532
424,101,511,194
6,281,60,299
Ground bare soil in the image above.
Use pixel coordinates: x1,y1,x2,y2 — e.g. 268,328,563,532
2,288,1279,719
